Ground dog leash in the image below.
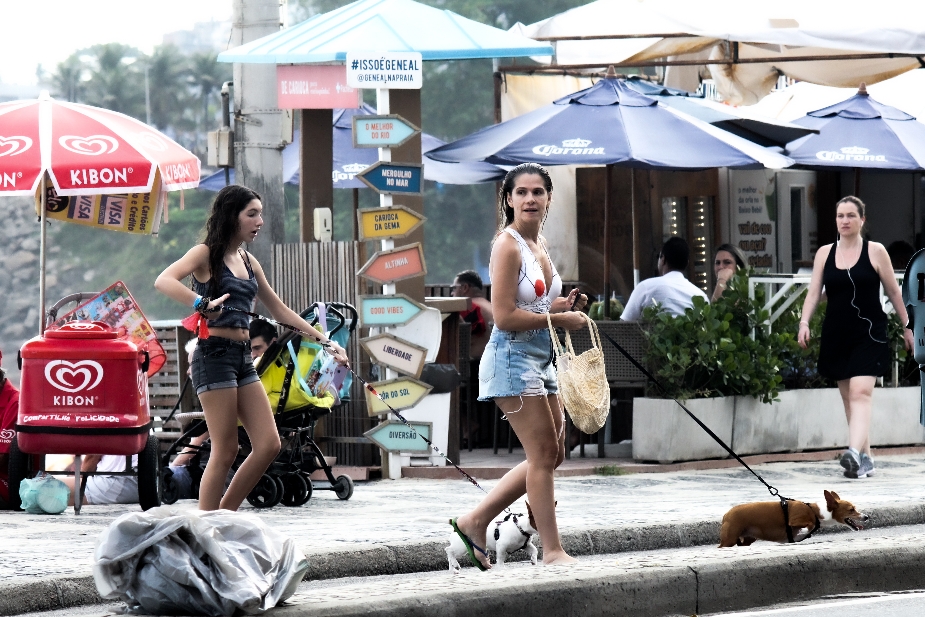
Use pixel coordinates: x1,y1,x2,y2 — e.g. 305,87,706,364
594,327,800,506
595,328,819,541
219,305,498,500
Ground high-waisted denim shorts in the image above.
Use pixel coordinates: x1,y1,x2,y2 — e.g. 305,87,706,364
477,327,557,401
191,336,260,395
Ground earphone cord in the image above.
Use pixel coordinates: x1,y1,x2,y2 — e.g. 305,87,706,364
841,242,887,344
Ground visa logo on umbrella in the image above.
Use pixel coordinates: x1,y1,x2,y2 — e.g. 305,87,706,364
532,138,605,157
816,146,887,163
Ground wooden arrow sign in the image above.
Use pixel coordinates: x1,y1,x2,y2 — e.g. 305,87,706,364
365,377,433,416
357,205,426,241
360,332,428,377
357,161,423,195
359,294,426,327
357,243,426,285
364,420,432,453
353,114,421,149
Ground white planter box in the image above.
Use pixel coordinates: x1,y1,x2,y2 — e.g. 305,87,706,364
633,387,924,463
632,396,735,463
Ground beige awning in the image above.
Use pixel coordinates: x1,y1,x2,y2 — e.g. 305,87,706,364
512,0,925,104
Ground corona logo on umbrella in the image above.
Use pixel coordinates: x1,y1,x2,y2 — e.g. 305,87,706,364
815,146,887,163
532,138,604,157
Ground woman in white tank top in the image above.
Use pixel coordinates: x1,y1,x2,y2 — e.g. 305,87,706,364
450,164,588,569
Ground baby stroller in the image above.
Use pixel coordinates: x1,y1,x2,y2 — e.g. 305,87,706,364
159,302,358,508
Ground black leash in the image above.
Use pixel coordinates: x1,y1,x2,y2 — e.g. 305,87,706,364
219,305,497,500
595,327,792,504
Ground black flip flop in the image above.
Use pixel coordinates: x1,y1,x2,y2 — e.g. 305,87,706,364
450,517,489,571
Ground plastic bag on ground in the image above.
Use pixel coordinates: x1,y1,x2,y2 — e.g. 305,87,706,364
93,506,308,616
20,472,69,514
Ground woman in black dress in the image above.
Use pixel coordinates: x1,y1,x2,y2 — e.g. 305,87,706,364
798,196,912,479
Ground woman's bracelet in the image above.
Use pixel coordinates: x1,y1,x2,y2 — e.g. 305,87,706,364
799,321,809,327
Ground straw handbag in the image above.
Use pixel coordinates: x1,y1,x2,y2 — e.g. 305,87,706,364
546,312,609,434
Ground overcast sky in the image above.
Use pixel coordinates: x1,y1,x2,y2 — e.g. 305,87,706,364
1,0,234,86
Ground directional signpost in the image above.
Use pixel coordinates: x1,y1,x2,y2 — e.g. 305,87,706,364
364,420,431,453
353,114,420,149
357,243,426,286
357,205,425,241
359,294,426,327
356,161,423,196
349,51,429,479
365,377,433,416
360,332,428,378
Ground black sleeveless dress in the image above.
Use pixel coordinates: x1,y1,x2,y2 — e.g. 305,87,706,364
818,240,889,381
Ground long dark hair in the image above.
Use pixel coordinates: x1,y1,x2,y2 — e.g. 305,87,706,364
496,163,553,233
201,184,261,299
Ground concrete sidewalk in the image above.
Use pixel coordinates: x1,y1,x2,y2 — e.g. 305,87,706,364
4,449,925,616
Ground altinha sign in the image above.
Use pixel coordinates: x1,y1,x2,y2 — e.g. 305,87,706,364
346,52,422,89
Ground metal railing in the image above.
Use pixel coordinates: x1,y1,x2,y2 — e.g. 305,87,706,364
748,272,904,336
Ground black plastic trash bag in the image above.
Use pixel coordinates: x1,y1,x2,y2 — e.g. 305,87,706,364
93,507,308,616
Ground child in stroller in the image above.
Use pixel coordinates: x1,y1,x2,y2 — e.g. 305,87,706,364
160,303,357,507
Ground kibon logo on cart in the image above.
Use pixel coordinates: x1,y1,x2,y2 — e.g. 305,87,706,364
44,359,105,407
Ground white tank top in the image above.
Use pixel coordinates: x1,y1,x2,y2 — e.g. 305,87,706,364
502,228,561,314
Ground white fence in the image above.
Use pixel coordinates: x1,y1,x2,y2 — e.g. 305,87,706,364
748,273,904,335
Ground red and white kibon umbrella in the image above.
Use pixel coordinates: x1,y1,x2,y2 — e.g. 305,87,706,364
0,91,200,196
0,92,201,334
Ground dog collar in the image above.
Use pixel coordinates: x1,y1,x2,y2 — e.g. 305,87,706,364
494,513,533,553
781,498,821,543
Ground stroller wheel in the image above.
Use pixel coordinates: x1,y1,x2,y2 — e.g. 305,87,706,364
160,468,179,505
281,473,312,507
334,474,354,500
246,474,282,508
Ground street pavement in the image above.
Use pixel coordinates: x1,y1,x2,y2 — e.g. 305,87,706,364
4,449,925,616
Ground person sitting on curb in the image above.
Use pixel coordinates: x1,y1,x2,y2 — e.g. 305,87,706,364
0,349,21,507
621,237,708,322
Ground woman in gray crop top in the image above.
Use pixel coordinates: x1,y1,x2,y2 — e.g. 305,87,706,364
155,185,349,512
451,164,588,569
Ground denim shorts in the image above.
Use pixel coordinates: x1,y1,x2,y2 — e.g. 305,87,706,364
191,337,260,395
477,327,557,401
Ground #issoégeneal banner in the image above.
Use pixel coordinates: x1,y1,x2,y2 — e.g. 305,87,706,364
35,173,166,236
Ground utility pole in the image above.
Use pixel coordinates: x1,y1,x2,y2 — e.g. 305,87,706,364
231,0,287,267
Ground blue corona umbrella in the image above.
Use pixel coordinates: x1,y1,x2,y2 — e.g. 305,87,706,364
199,104,505,191
427,78,792,170
785,85,925,172
428,76,791,304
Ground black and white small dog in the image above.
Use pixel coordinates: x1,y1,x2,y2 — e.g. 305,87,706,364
446,503,539,573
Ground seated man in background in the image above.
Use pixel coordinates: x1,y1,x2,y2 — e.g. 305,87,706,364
0,350,20,506
451,270,493,359
451,270,494,448
621,237,708,322
249,319,278,362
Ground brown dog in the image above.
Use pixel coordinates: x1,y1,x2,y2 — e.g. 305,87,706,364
719,490,868,547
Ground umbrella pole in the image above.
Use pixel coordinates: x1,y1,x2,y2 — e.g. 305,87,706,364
854,167,861,197
352,188,360,242
631,169,639,287
39,174,47,335
602,164,611,320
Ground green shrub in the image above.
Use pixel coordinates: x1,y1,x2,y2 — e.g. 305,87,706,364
641,270,783,403
640,271,917,401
